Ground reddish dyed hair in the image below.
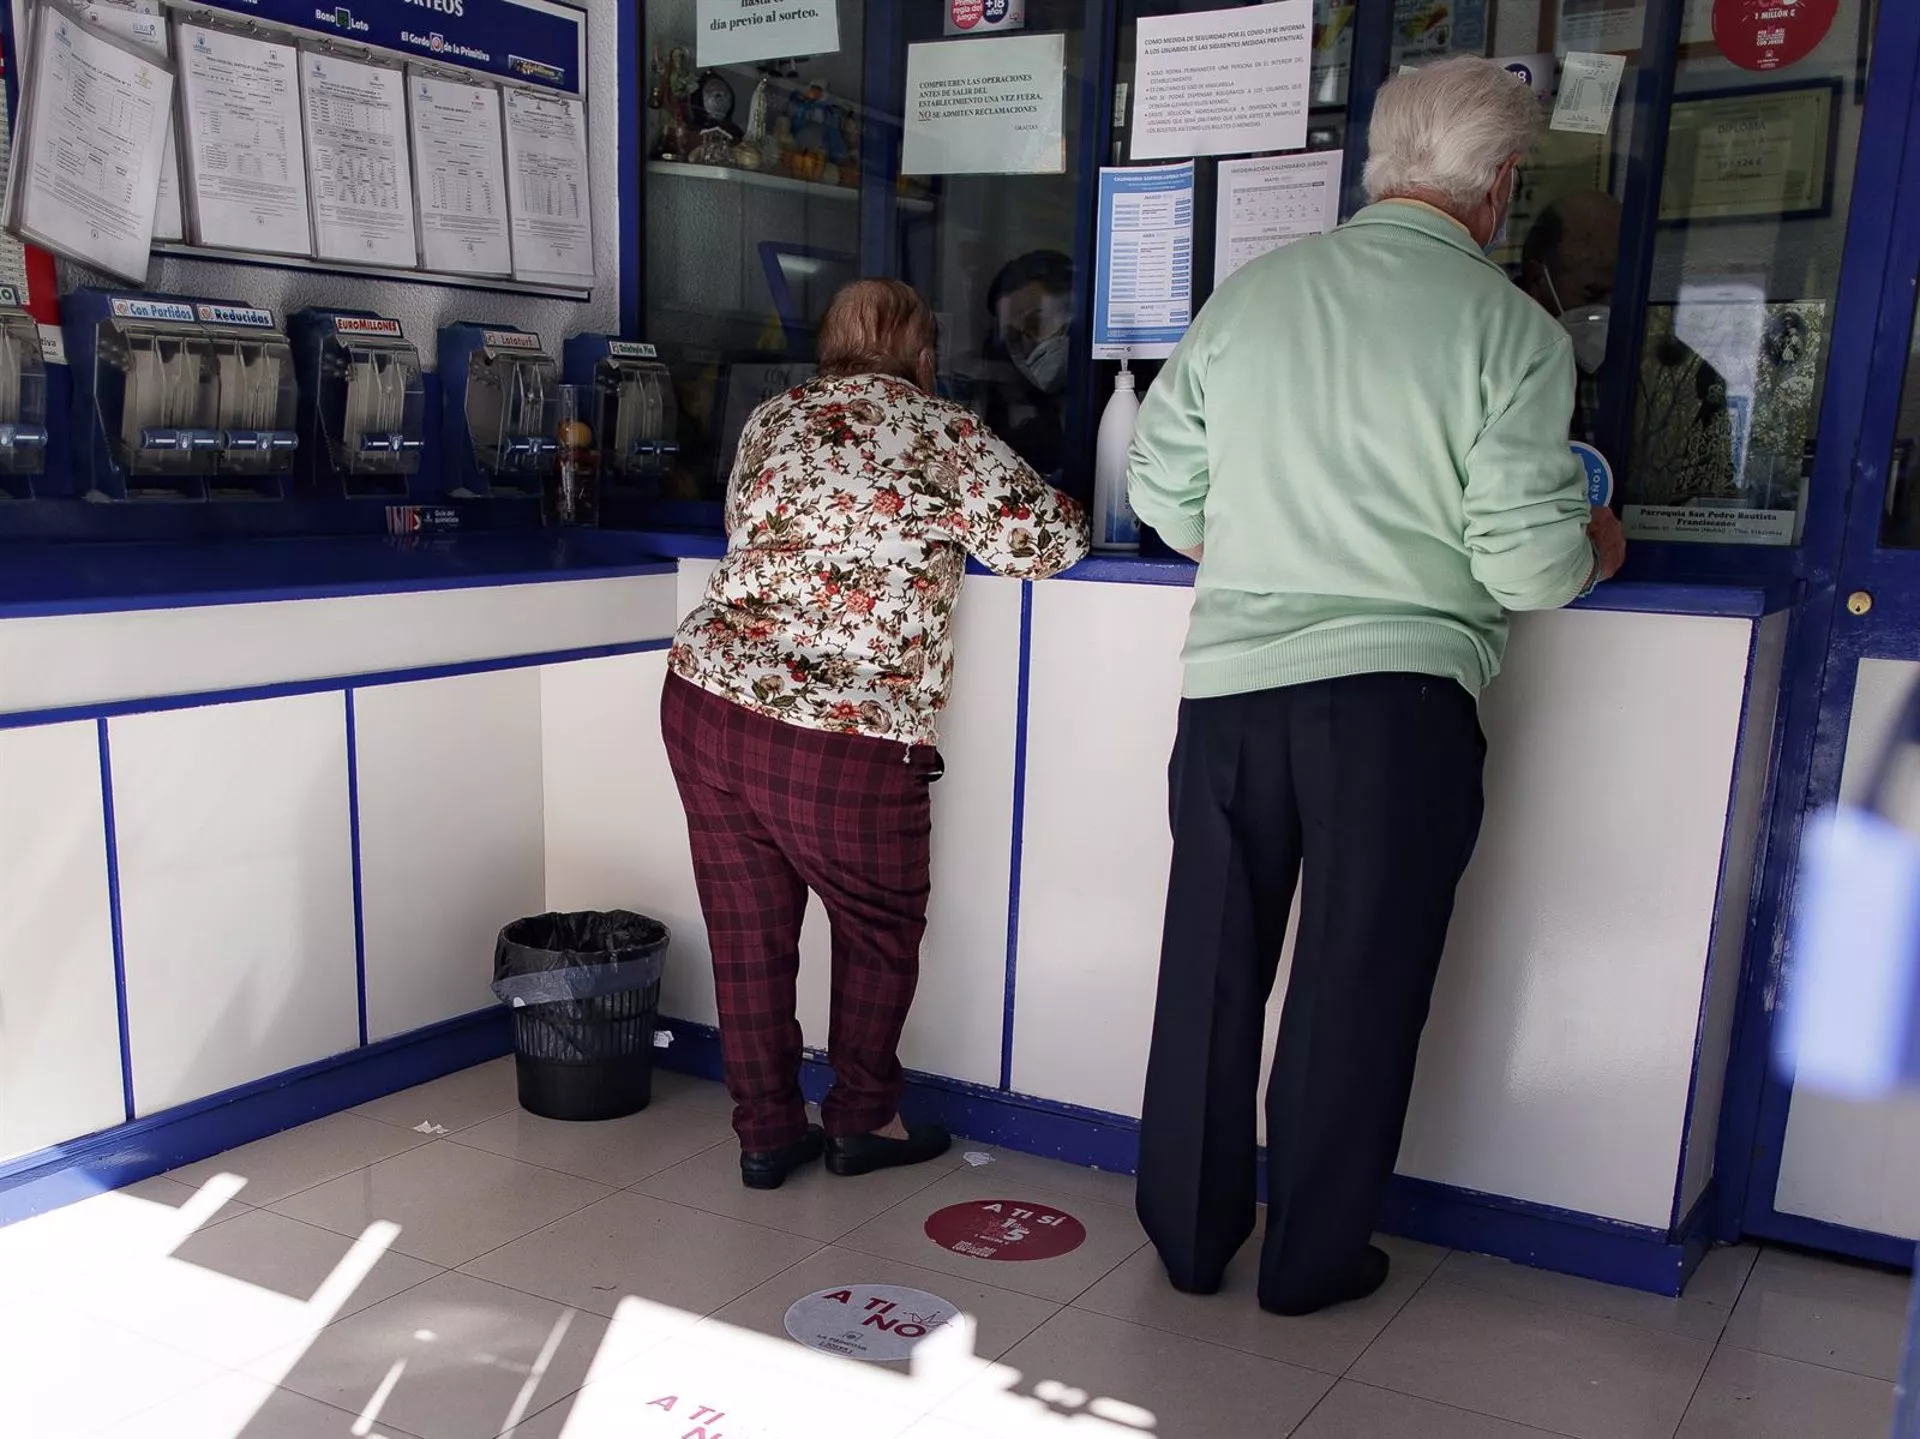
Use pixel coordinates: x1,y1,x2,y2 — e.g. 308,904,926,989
816,279,937,388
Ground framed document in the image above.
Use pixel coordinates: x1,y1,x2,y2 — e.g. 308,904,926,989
1543,0,1720,59
1657,81,1840,225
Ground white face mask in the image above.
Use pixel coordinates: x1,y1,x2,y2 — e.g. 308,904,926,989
1013,331,1069,394
1544,269,1609,373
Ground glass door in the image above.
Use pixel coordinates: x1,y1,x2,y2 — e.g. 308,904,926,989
1739,0,1920,1262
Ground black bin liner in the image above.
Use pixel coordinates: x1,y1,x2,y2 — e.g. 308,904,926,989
493,910,670,1122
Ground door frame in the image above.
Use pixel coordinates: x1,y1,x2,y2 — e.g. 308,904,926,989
1714,0,1920,1264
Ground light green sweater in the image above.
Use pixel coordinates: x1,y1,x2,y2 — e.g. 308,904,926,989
1126,200,1595,700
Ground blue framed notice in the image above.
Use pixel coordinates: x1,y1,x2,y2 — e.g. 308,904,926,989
1092,161,1195,360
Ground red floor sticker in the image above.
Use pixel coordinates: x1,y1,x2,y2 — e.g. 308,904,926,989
783,1284,959,1361
923,1199,1088,1261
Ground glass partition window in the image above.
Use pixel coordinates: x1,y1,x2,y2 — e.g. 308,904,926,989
1875,294,1920,549
897,1,1093,485
641,0,869,506
639,1,1094,507
1389,2,1643,453
1628,0,1877,546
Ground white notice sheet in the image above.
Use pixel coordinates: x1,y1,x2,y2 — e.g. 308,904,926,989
408,72,512,276
502,86,592,286
301,52,415,268
176,23,311,255
1132,2,1313,161
11,0,172,282
901,33,1066,176
74,0,180,240
1214,150,1342,285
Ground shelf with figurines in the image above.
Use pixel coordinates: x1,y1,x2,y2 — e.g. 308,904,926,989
645,49,935,215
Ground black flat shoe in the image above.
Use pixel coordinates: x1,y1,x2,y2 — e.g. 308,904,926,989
740,1124,825,1190
1259,1244,1391,1317
824,1124,952,1177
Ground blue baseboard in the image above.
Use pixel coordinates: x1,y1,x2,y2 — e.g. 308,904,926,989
655,1016,1710,1297
0,1007,512,1227
1745,1209,1918,1271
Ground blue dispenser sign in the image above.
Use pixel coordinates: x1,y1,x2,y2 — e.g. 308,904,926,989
1093,162,1195,361
194,0,587,93
1570,441,1613,508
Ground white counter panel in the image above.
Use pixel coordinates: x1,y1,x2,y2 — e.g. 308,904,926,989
354,671,548,1041
1775,656,1920,1239
545,564,718,1030
1400,609,1753,1227
110,695,359,1114
1011,581,1190,1115
1015,589,1754,1229
0,573,676,718
792,576,1023,1089
543,647,711,1022
0,723,123,1160
545,566,1022,1091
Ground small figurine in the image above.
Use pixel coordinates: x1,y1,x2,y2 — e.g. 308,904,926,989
648,44,697,160
693,72,741,141
783,80,846,184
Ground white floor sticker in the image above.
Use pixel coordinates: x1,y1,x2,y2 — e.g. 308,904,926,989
782,1284,961,1362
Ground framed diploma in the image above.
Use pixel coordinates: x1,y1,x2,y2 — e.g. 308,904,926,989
1657,81,1840,224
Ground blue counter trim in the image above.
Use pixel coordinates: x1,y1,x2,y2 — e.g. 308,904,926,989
95,720,135,1126
0,534,677,619
0,637,672,733
1000,584,1035,1092
655,1018,1709,1296
0,1007,512,1228
345,692,370,1049
617,533,1792,618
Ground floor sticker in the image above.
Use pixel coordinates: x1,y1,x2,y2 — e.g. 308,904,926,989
923,1199,1087,1261
783,1283,960,1361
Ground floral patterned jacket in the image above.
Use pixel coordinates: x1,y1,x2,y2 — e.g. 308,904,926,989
670,373,1090,745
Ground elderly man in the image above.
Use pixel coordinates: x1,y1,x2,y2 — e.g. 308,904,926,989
1127,57,1626,1318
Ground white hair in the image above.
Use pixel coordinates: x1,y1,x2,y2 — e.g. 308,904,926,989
1362,57,1543,210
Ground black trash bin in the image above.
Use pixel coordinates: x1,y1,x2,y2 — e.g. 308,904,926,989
493,910,670,1121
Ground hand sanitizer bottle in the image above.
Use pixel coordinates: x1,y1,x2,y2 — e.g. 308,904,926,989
1092,364,1141,553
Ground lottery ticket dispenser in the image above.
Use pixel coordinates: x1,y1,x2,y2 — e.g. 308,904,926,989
200,302,299,494
66,288,223,501
291,309,425,499
561,335,678,495
0,284,48,497
437,322,558,498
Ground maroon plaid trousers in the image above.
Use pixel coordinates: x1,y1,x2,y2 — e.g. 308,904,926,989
661,672,937,1150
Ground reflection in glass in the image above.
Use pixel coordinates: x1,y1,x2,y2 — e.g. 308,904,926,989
1627,0,1874,545
1876,295,1920,549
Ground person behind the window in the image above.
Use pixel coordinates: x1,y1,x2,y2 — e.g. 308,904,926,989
1124,58,1627,1319
663,279,1089,1193
983,250,1074,477
1520,190,1738,503
1519,190,1619,445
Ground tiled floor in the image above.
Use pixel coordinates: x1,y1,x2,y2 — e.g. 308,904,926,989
2,1059,1909,1439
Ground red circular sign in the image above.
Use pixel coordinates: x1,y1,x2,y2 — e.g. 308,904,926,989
1712,0,1839,73
950,0,984,29
924,1199,1087,1261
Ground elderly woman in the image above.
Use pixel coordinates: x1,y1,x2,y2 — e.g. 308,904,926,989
1126,58,1624,1316
663,279,1089,1190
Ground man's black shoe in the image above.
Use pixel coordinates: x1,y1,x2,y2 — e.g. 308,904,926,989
824,1124,953,1177
740,1124,825,1190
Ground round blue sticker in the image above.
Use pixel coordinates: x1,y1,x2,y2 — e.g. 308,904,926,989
1571,442,1614,508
